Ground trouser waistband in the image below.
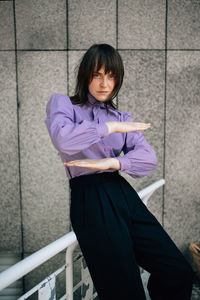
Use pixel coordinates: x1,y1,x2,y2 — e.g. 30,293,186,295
69,171,120,189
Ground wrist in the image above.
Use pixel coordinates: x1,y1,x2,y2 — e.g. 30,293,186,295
110,158,121,170
105,121,117,134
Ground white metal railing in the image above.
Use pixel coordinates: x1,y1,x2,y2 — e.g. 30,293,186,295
0,178,165,300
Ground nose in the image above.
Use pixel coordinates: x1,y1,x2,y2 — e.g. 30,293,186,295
100,76,108,87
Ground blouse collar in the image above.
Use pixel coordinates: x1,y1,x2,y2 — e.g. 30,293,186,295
87,92,107,108
87,91,120,116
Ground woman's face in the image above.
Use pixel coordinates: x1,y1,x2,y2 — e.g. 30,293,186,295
88,66,115,102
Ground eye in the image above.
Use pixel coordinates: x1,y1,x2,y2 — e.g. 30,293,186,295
109,74,115,79
93,73,100,77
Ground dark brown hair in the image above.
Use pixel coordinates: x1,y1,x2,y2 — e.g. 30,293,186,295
70,43,124,113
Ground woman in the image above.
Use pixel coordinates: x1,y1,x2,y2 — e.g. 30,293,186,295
45,43,194,300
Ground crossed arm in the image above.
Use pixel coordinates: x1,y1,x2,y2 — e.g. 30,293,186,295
63,121,150,171
64,156,121,170
45,94,156,178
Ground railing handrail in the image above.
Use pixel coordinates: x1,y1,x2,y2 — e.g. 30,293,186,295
138,179,165,198
0,178,165,294
0,231,77,291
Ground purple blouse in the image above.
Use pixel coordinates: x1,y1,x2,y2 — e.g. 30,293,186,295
44,92,157,179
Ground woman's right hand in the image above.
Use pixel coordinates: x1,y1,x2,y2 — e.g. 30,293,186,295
105,121,151,134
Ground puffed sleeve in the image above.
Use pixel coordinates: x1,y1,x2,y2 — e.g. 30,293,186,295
115,112,157,178
44,93,109,155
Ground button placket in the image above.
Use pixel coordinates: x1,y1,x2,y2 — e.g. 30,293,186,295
105,145,115,157
92,105,100,123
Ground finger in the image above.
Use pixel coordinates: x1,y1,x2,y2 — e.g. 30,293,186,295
136,124,150,128
137,127,151,131
64,161,89,166
135,123,151,130
136,124,151,128
135,122,151,125
140,124,151,128
64,160,82,164
133,122,151,126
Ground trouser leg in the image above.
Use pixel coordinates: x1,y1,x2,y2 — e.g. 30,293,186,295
70,173,195,300
70,182,146,300
120,179,195,300
74,225,146,300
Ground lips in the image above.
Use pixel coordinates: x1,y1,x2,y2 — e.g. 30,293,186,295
97,91,109,93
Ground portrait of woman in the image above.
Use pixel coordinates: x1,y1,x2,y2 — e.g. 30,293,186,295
45,43,194,300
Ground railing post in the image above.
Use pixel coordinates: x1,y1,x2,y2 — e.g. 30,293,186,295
66,240,78,300
81,256,93,300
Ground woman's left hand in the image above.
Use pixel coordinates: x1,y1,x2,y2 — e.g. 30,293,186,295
63,158,121,170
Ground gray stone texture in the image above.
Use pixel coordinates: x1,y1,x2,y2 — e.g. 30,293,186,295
68,51,85,95
16,0,67,49
118,0,165,49
165,51,200,260
118,50,165,224
17,51,70,252
0,1,14,49
68,0,116,49
0,51,21,253
168,0,200,49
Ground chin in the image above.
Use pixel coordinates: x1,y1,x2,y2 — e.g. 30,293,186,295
95,93,110,101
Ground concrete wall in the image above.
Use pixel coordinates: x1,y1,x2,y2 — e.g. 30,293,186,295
0,0,199,298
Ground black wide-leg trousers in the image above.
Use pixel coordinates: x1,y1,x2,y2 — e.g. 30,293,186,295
69,171,194,300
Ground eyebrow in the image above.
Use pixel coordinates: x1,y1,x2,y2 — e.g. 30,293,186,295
93,71,113,74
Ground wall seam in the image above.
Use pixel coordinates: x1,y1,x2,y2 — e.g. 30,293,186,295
13,0,25,293
116,0,118,109
1,49,199,52
66,0,72,232
66,0,69,94
162,0,168,227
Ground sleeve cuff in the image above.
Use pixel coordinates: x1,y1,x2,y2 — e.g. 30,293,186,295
96,123,109,138
115,156,129,172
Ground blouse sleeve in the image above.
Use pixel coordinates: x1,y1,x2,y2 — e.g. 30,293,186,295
115,112,157,178
44,93,109,155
